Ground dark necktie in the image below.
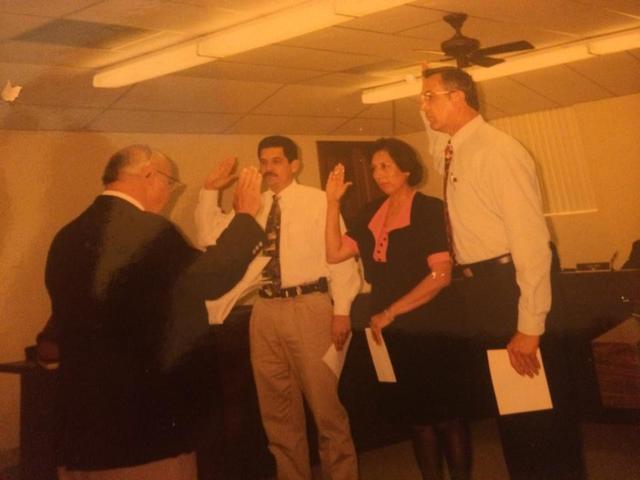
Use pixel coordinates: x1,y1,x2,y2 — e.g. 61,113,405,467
263,194,282,292
443,140,456,263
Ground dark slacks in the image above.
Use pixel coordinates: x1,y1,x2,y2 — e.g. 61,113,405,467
459,262,586,480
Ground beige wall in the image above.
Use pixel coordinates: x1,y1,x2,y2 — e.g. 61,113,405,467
1,92,639,455
0,131,368,453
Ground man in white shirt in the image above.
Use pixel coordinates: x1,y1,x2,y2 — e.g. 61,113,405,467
420,67,585,479
195,136,361,480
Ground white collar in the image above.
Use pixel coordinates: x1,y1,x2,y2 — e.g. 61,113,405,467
102,190,145,211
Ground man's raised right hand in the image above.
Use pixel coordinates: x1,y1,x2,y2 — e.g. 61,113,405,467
233,167,262,217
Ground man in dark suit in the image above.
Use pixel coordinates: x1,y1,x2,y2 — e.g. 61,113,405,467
45,144,265,480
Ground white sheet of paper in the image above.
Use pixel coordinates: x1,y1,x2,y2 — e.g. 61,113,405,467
365,328,397,383
486,349,553,416
205,256,270,324
322,333,352,378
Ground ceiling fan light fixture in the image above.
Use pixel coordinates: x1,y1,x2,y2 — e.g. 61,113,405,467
361,27,640,104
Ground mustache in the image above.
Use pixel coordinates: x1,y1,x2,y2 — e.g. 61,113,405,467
263,172,277,178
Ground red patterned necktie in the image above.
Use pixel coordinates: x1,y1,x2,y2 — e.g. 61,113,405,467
443,140,456,263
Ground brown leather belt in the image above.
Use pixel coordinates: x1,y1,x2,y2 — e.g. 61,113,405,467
459,254,512,279
259,277,328,299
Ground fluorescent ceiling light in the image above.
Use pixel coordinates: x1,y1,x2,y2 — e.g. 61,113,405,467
588,28,640,54
94,0,412,88
93,41,206,88
361,27,640,104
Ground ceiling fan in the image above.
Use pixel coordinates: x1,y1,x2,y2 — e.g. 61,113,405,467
425,12,534,68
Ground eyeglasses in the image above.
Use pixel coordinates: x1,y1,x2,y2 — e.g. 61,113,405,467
156,170,184,191
417,90,454,104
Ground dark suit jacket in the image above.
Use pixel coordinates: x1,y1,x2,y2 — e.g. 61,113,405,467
45,195,264,470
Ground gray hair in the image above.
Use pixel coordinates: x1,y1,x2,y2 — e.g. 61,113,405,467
101,144,153,185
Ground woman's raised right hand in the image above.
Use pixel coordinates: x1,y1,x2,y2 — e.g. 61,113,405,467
325,163,352,203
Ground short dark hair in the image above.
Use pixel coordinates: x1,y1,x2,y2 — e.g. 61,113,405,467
370,138,423,187
423,66,480,111
257,135,299,162
101,144,152,185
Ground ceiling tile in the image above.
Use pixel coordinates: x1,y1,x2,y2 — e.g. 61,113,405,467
0,63,126,108
225,114,346,135
253,84,365,117
282,26,435,61
330,117,393,136
576,0,640,17
87,109,241,133
113,75,283,113
300,72,385,89
341,4,442,34
0,0,97,17
227,44,381,73
568,51,640,96
410,0,640,36
178,60,323,84
358,103,392,119
477,77,560,116
510,65,613,106
0,103,99,130
0,13,51,41
70,0,302,35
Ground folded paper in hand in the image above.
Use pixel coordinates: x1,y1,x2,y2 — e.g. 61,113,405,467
322,333,352,378
205,256,270,324
487,349,553,415
365,328,397,383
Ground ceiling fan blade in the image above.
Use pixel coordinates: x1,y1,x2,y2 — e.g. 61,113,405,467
469,54,505,68
476,40,534,57
413,48,446,56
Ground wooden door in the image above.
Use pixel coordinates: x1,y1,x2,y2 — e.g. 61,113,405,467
316,141,383,228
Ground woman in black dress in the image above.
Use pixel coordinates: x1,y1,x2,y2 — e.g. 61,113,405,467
325,138,471,480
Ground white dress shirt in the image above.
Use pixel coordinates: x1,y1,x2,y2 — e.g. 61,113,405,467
195,180,361,316
423,112,551,335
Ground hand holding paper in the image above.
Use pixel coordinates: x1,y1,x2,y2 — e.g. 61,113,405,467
365,328,396,383
487,349,552,416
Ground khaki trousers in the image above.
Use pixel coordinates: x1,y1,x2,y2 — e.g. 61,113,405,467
250,292,358,480
57,452,197,480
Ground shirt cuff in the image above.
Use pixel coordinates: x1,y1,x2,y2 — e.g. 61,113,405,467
517,308,546,336
332,299,353,317
199,187,219,203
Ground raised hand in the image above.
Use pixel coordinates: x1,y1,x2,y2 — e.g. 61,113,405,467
325,163,352,203
204,156,238,190
233,167,262,217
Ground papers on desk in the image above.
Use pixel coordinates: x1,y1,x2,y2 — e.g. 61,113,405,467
486,349,553,416
365,328,397,383
322,333,352,378
205,256,270,324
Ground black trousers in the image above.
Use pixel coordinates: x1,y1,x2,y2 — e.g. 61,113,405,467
459,262,586,480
